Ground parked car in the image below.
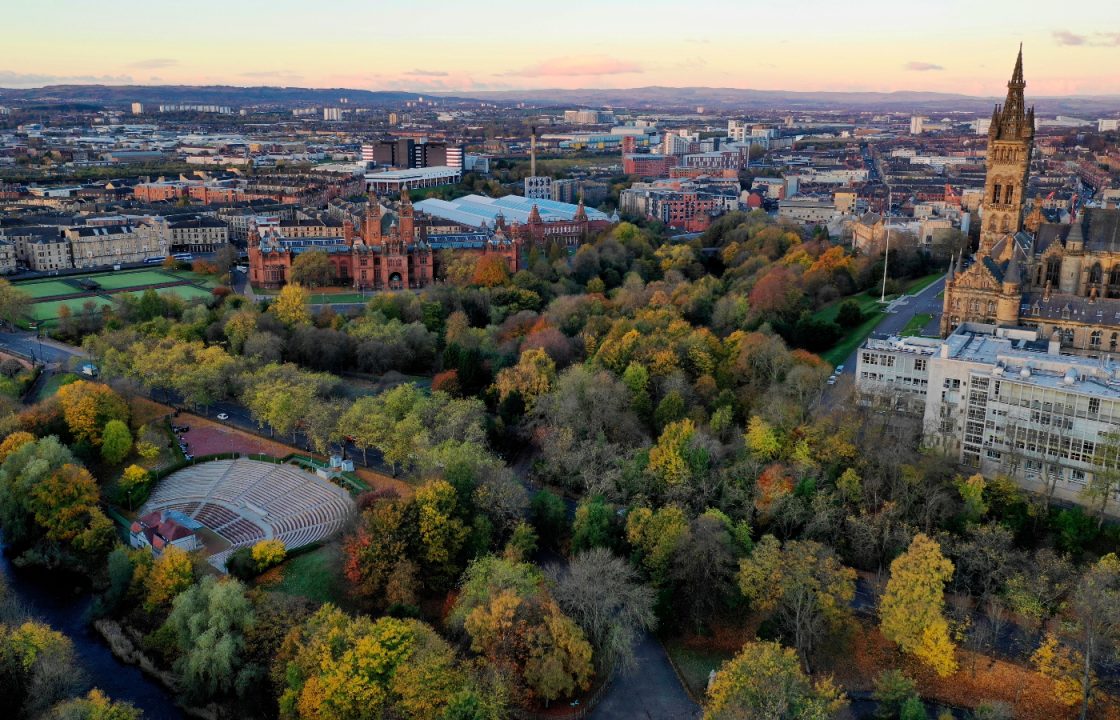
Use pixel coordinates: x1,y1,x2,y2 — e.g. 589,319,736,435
217,412,229,421
827,375,837,385
835,364,845,373
183,454,193,461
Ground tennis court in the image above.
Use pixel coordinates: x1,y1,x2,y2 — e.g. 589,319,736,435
13,279,81,299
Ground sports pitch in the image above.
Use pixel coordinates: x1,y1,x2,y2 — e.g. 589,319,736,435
84,269,180,290
15,280,82,299
18,268,218,325
28,297,114,322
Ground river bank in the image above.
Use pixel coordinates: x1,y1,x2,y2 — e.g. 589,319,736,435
0,543,185,720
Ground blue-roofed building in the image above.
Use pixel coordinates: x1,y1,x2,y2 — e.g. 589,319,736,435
415,194,614,250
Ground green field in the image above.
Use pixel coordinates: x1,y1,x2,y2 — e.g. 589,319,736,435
14,279,81,299
28,297,113,322
309,293,367,304
814,293,889,367
269,545,344,603
83,270,179,290
663,639,733,701
903,272,944,295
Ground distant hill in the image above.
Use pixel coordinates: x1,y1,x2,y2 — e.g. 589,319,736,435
448,86,1120,115
0,83,1117,115
0,85,470,108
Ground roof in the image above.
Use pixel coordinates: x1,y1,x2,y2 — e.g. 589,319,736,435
1035,209,1120,254
70,224,134,237
414,194,609,228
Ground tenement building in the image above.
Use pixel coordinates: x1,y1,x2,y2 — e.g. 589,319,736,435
940,47,1120,355
857,324,1120,510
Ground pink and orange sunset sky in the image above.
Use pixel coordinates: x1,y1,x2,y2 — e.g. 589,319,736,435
4,0,1120,96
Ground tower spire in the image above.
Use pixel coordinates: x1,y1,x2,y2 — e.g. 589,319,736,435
1011,43,1024,87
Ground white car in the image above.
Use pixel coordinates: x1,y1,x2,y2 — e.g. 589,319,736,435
827,375,837,385
834,365,845,373
217,412,229,421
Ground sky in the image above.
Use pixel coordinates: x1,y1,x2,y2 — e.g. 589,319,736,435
3,0,1120,96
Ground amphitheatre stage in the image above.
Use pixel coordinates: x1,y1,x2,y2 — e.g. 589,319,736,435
138,458,354,569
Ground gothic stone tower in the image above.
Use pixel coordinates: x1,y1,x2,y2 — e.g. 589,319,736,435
978,45,1035,256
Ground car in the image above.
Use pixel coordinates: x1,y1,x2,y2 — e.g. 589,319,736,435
217,413,229,421
835,365,845,373
183,454,193,461
827,375,837,385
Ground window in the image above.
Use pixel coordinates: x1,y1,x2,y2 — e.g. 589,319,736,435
1090,397,1101,415
914,358,927,372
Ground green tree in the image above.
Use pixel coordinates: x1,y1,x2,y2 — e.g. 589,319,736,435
879,533,958,677
571,496,618,552
0,620,82,717
100,420,132,465
871,669,919,720
47,689,142,720
164,576,256,702
704,640,847,720
1084,431,1120,528
0,279,31,329
289,249,334,288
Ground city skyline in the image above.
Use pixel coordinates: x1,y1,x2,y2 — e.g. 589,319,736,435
4,0,1120,96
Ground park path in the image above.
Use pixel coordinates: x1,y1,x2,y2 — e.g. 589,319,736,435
588,634,701,720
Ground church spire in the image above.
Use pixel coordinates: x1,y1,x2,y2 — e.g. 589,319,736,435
1011,43,1024,87
992,45,1033,142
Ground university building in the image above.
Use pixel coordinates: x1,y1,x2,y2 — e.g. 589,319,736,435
940,47,1120,356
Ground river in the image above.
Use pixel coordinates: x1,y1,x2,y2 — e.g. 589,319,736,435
0,543,184,720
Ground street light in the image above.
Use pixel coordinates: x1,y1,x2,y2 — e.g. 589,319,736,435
880,182,891,304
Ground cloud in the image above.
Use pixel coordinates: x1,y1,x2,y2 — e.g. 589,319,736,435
127,58,178,69
904,61,944,72
0,70,133,87
500,56,643,77
406,69,449,77
1052,30,1086,46
1053,30,1120,46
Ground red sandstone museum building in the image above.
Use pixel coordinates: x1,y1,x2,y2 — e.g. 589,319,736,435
248,192,608,290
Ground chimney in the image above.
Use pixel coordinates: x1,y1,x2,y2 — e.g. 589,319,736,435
530,126,537,177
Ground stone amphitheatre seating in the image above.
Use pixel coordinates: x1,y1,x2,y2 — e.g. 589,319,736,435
138,458,354,570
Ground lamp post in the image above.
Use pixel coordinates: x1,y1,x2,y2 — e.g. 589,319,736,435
880,182,891,303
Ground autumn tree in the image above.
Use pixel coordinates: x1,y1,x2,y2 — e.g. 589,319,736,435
0,620,82,717
1034,553,1120,719
494,347,556,409
414,479,469,582
290,249,334,288
278,605,494,720
738,535,856,671
47,689,142,720
450,556,594,706
118,464,151,510
272,283,311,326
879,533,958,677
1083,431,1120,528
145,545,194,611
251,539,287,570
56,381,130,446
704,640,847,720
0,431,34,463
100,419,132,464
625,505,689,587
472,255,511,287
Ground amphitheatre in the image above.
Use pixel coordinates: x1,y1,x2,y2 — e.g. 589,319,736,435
138,458,354,569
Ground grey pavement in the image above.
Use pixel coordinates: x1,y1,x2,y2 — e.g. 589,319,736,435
589,634,701,720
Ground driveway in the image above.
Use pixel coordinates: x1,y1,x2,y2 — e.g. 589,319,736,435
589,634,701,720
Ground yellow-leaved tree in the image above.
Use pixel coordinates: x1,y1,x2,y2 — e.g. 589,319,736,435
251,539,286,570
704,640,847,720
494,347,556,408
879,533,958,677
272,283,311,326
145,545,194,610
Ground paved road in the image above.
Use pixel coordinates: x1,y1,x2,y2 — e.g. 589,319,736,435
0,330,86,366
837,275,946,375
589,634,701,720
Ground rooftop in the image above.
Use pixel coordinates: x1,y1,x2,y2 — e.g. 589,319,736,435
415,194,608,228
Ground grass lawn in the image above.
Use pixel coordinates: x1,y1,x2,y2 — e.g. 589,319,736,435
309,293,368,304
35,372,78,402
28,296,113,322
813,293,888,366
663,639,734,701
900,313,935,337
153,285,214,300
903,272,943,295
167,270,222,288
13,279,81,299
266,544,344,604
82,269,180,290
